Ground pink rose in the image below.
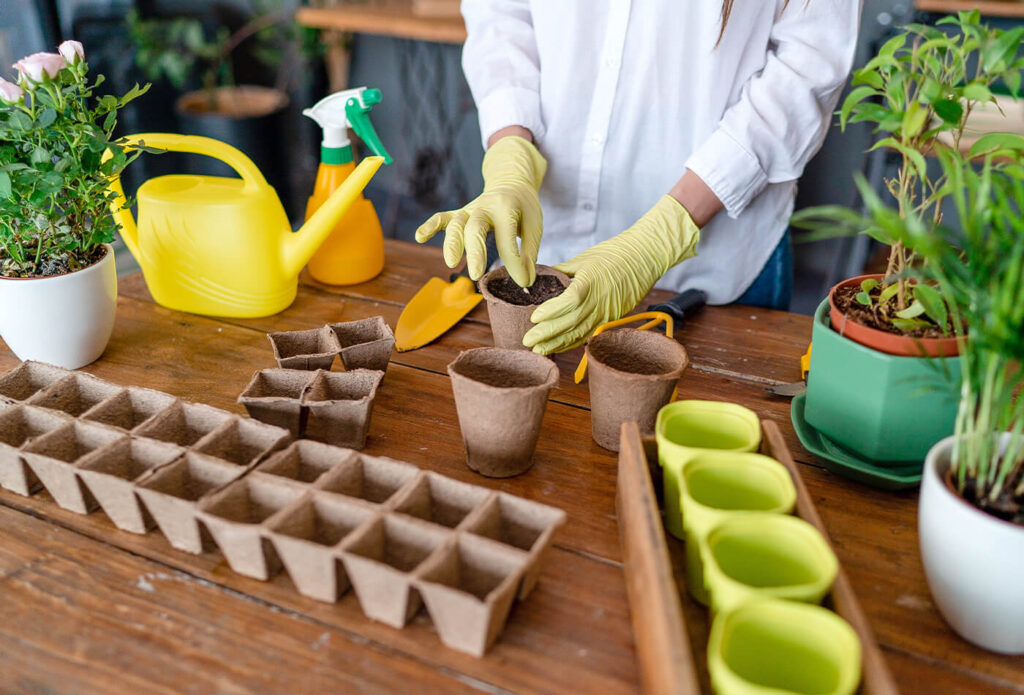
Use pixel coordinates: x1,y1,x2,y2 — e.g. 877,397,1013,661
0,77,23,104
13,52,66,84
58,40,85,64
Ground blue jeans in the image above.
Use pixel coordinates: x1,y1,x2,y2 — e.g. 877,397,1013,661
735,230,792,311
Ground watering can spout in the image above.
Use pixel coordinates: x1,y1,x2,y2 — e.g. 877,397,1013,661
281,156,384,277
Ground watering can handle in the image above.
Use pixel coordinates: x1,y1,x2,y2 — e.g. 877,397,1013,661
105,133,270,259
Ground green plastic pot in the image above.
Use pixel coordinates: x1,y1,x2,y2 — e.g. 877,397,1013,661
700,514,838,615
804,299,960,464
708,599,861,695
680,452,797,605
655,400,762,538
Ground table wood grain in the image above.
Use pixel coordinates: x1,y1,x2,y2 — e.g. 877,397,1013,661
2,240,1022,694
297,2,466,45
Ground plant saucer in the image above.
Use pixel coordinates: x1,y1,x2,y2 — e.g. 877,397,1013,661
791,393,922,490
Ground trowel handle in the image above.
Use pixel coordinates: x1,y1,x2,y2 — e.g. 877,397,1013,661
647,289,707,327
121,133,269,191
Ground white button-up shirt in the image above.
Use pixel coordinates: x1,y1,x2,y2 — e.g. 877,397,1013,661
462,0,862,304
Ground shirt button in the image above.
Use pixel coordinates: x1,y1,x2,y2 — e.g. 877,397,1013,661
590,134,604,145
582,202,594,211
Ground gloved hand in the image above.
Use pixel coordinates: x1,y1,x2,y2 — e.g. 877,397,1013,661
523,195,701,354
415,136,546,287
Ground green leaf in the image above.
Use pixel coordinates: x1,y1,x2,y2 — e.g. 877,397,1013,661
852,67,884,90
860,278,879,293
933,99,964,124
891,317,931,331
0,171,10,199
869,137,929,184
880,282,901,304
36,108,57,129
914,283,948,330
895,300,927,319
8,111,31,131
983,26,1024,73
879,33,907,58
961,83,993,103
839,86,881,130
902,101,929,137
1005,70,1022,97
969,132,1024,158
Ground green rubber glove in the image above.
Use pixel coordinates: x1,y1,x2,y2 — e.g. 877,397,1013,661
523,195,701,354
415,136,546,287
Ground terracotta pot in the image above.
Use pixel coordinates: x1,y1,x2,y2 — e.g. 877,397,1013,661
478,265,569,350
920,433,1024,653
447,348,559,478
0,244,117,369
828,274,961,357
585,328,688,451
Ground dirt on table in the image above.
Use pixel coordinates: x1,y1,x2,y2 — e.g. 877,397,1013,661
834,284,951,339
487,274,567,306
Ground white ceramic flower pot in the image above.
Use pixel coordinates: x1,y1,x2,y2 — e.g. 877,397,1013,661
0,244,117,369
919,432,1024,654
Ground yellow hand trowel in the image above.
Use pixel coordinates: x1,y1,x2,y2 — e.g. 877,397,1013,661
395,237,499,352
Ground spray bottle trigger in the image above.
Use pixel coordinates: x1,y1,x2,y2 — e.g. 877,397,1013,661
345,92,393,165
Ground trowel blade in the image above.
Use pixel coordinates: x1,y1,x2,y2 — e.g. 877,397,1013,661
394,275,483,352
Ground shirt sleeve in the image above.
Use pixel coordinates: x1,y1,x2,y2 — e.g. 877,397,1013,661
685,0,862,218
461,0,545,148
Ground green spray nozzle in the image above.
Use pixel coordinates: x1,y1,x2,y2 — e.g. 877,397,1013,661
303,86,393,165
345,89,393,164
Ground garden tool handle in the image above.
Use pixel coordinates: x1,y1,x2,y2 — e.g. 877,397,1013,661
121,133,269,191
574,311,676,384
646,289,707,328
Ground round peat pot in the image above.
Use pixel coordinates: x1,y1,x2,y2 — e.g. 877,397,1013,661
829,274,960,357
479,265,569,350
804,299,960,464
585,327,688,451
679,453,796,605
700,513,837,615
708,599,861,695
447,347,559,477
920,433,1024,653
0,244,116,369
655,400,761,538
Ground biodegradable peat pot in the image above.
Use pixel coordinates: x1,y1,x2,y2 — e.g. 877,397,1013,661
0,361,71,402
315,453,419,506
77,437,184,533
804,299,960,463
329,317,396,372
391,471,492,529
415,534,528,656
479,265,569,350
829,274,960,357
81,385,177,432
267,493,376,602
268,326,341,371
135,453,243,554
0,244,117,369
199,473,305,580
237,369,313,436
25,371,123,417
134,401,234,447
301,369,385,450
20,420,125,513
707,599,861,695
256,439,359,486
192,416,291,467
0,405,69,495
919,433,1024,654
585,328,688,451
462,491,567,599
340,514,450,628
447,348,559,478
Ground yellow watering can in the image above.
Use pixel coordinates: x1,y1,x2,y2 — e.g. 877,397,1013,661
108,133,384,318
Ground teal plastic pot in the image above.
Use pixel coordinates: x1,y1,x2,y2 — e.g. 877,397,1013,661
700,513,838,615
708,599,861,695
655,401,761,538
680,452,796,605
804,299,960,464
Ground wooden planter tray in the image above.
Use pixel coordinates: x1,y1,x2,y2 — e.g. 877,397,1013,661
616,419,899,695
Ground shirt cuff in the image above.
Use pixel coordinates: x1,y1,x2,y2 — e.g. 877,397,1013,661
476,86,546,149
685,128,769,219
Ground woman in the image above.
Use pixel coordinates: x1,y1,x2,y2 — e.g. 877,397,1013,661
416,0,862,354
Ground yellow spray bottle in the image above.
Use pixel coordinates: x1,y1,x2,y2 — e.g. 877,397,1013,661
303,87,393,285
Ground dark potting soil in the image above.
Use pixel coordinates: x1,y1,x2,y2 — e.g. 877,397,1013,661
0,246,106,279
950,466,1024,527
488,274,566,306
834,285,951,339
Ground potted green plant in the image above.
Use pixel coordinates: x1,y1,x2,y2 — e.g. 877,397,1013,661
791,12,1023,466
0,42,151,369
909,144,1024,653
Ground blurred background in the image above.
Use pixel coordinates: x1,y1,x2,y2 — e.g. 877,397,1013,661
1,0,1020,313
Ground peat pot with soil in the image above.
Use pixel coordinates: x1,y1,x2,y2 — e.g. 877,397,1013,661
0,42,149,368
479,265,569,350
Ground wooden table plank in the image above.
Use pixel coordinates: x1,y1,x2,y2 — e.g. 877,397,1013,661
296,3,467,45
915,0,1024,18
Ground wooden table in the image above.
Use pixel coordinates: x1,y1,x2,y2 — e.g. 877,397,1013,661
1,240,1021,694
297,2,466,45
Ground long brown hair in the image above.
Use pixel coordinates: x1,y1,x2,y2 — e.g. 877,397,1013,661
718,0,792,46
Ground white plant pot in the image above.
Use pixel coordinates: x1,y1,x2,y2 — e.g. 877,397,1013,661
919,432,1024,654
0,244,117,369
